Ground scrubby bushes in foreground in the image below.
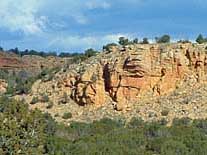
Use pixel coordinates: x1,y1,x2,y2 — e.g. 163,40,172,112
1,97,207,154
0,96,56,154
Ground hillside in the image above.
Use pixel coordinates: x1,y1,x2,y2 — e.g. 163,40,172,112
2,42,207,154
0,51,67,74
0,51,71,95
13,42,207,125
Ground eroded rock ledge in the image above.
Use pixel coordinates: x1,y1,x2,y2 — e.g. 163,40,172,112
28,43,207,113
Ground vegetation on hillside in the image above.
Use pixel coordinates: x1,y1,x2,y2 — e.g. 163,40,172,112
1,96,207,154
0,96,56,154
0,47,99,60
0,67,61,96
7,48,58,57
0,47,99,96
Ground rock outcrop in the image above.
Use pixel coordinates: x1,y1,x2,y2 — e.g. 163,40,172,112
0,51,68,76
28,43,207,112
74,43,206,109
0,79,7,94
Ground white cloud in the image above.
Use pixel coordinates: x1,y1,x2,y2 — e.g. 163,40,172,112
86,0,111,9
0,0,112,34
0,0,46,34
71,14,89,24
103,34,133,42
48,33,133,51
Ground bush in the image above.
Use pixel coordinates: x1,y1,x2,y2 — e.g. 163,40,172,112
0,97,56,154
118,37,129,45
172,117,192,126
41,94,50,103
161,109,169,116
127,117,144,129
103,43,118,51
160,140,189,155
155,34,171,43
62,112,72,119
3,96,207,155
133,38,139,44
177,39,191,43
5,75,36,95
46,102,54,109
196,34,207,44
140,38,149,44
30,96,39,105
3,67,61,96
39,67,60,82
84,48,98,57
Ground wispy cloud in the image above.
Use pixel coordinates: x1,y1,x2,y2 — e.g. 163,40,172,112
0,0,206,52
71,14,89,24
86,0,111,9
0,0,112,34
48,33,132,52
0,0,46,34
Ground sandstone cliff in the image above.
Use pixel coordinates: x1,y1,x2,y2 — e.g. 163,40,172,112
23,43,207,124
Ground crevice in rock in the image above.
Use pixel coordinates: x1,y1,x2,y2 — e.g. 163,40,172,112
103,63,111,92
111,75,122,102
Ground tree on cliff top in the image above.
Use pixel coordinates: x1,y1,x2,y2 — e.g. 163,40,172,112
84,48,98,57
155,35,171,43
140,38,149,44
196,34,207,44
118,37,129,46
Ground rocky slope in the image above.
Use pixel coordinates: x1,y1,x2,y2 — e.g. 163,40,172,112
20,43,207,124
0,51,67,75
0,51,70,93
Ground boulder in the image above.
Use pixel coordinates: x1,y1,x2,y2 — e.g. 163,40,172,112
0,79,7,94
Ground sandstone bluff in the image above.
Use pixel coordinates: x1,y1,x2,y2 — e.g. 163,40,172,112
23,43,207,124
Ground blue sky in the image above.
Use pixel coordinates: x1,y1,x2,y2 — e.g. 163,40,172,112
0,0,207,53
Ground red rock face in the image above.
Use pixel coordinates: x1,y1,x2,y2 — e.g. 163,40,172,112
0,51,67,78
66,43,207,110
0,57,27,68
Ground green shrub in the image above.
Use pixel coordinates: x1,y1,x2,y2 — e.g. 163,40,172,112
141,38,149,44
118,37,130,45
127,117,144,129
196,34,207,44
161,109,169,116
84,48,98,57
39,67,60,82
54,113,59,117
30,96,39,104
41,94,50,102
103,43,118,51
46,102,54,109
0,96,56,154
2,67,61,96
177,39,191,43
155,34,171,43
133,38,139,44
62,112,72,119
172,117,192,126
3,96,207,155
